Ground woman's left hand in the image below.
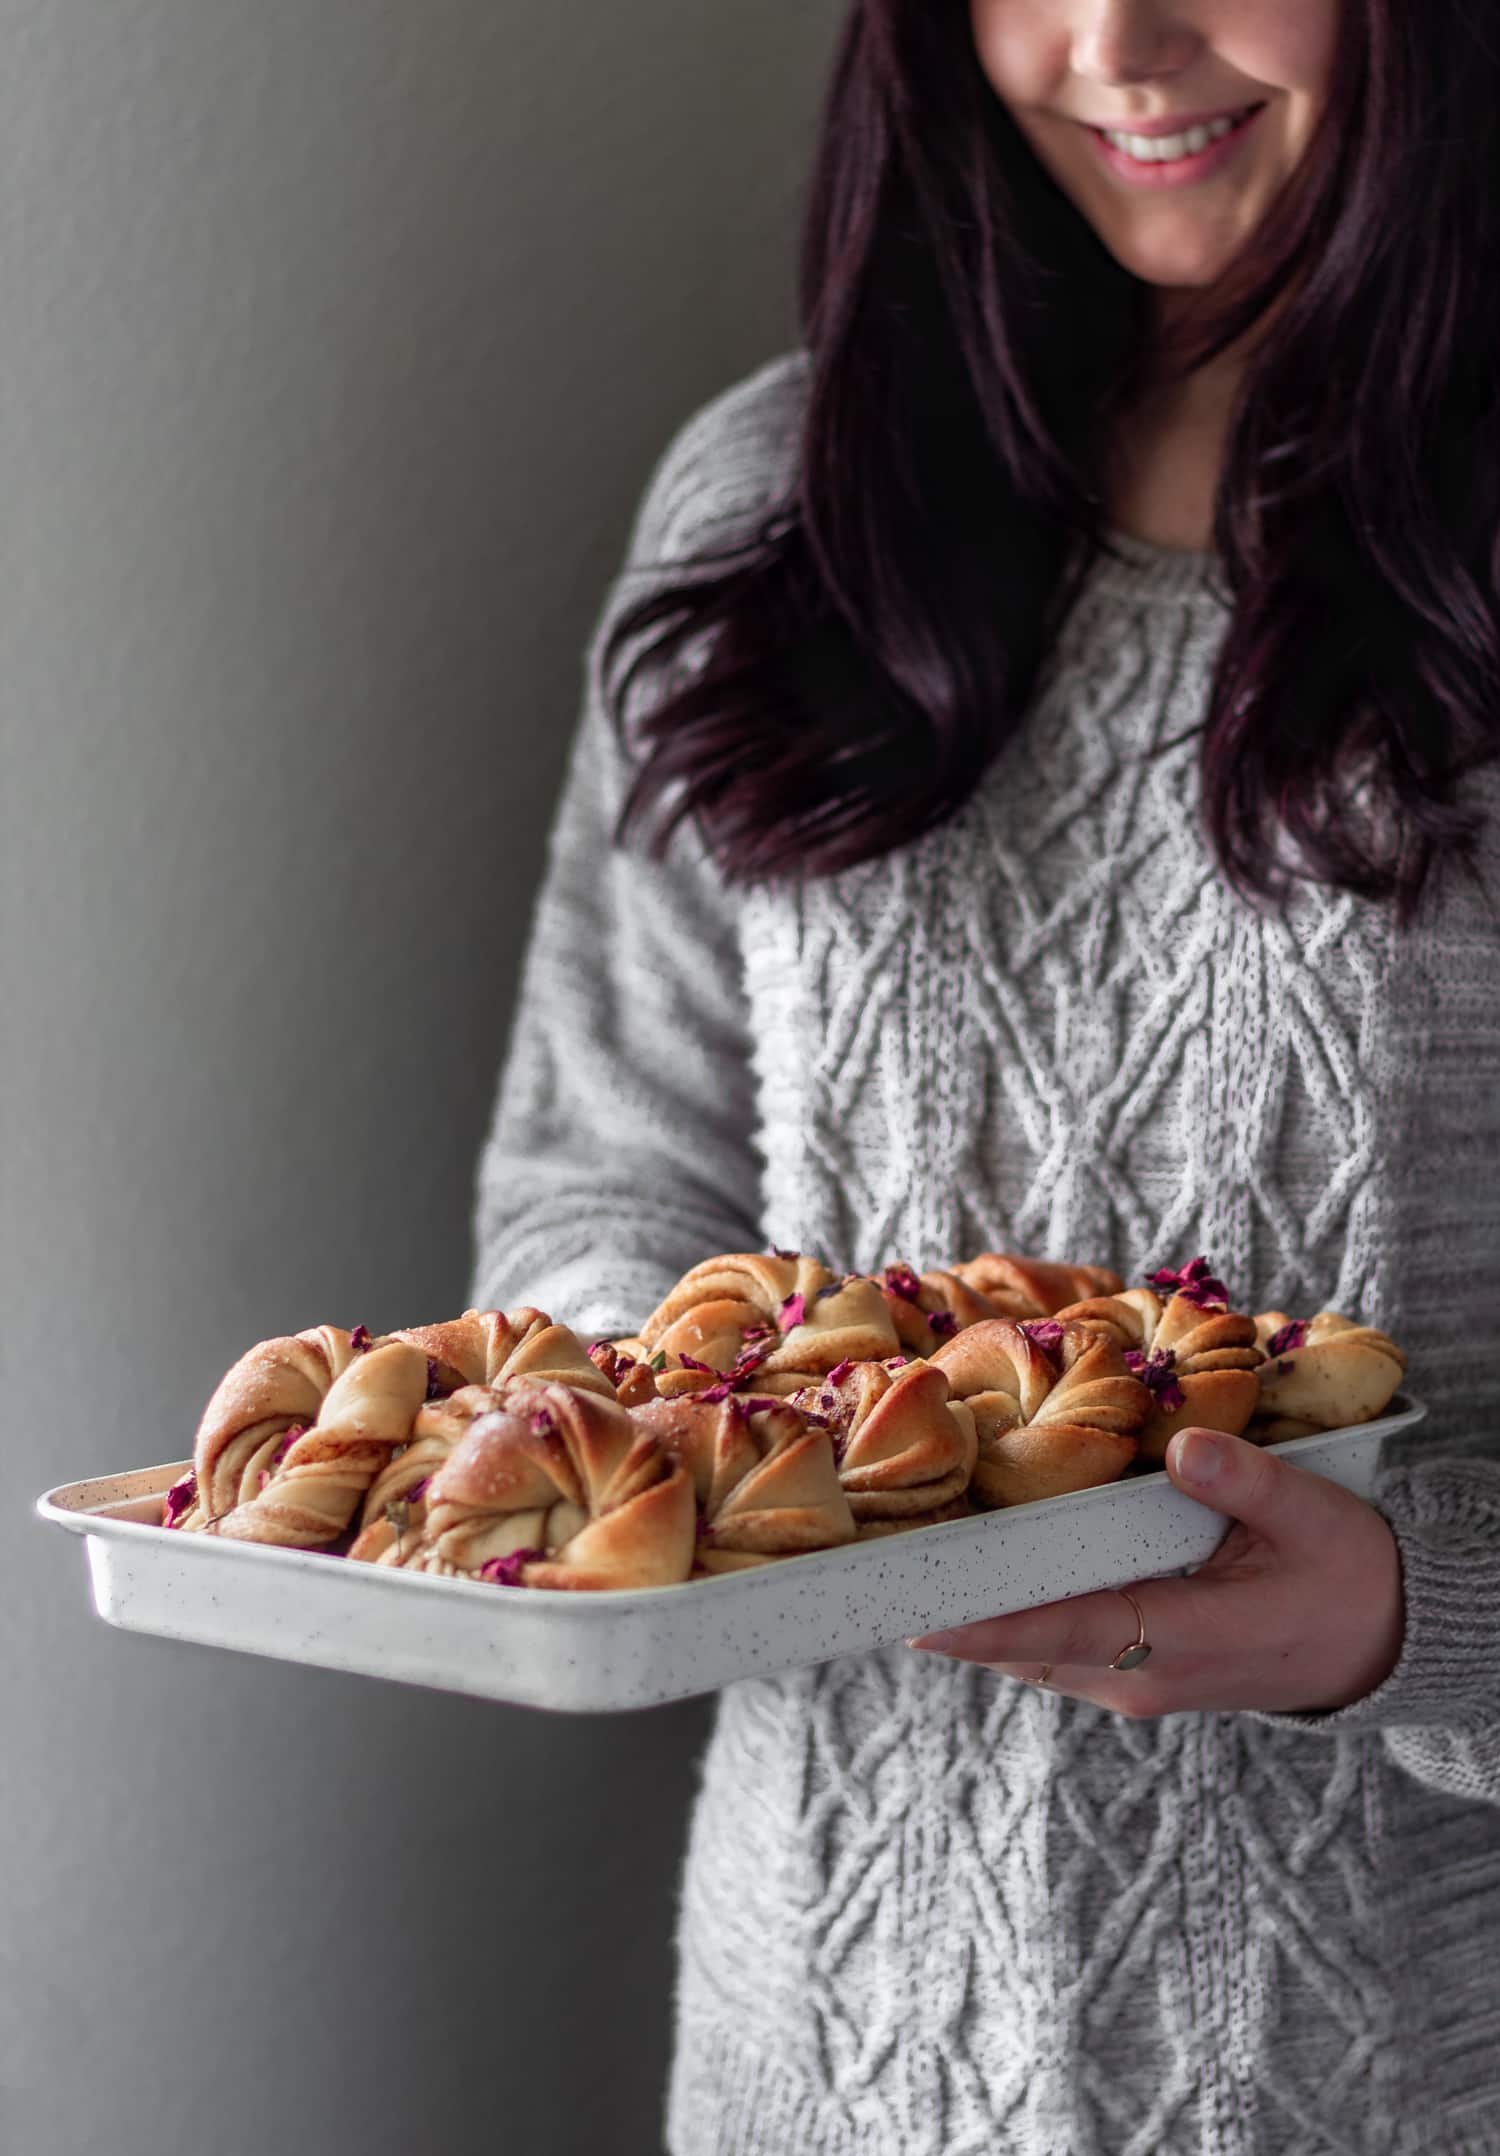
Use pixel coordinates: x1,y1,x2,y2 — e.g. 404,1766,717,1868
906,1425,1406,1717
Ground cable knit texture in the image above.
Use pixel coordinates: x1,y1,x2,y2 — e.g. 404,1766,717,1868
472,351,1500,2155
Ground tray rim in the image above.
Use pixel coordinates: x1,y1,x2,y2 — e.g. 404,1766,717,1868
35,1391,1428,1616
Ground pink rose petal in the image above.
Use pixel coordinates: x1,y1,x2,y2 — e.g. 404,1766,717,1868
1266,1320,1308,1357
161,1470,197,1528
478,1547,545,1587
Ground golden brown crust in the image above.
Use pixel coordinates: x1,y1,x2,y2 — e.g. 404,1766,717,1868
1250,1310,1405,1432
397,1378,696,1590
632,1394,856,1557
1051,1287,1263,1463
790,1359,977,1519
392,1307,617,1401
931,1319,1147,1506
637,1253,829,1353
177,1261,1407,1590
187,1323,359,1526
634,1252,901,1392
949,1254,1126,1321
208,1340,430,1547
349,1384,517,1558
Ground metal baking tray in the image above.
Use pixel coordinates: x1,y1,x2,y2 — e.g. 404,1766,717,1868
36,1395,1425,1712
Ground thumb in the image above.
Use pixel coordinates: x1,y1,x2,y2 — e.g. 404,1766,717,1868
1165,1424,1342,1547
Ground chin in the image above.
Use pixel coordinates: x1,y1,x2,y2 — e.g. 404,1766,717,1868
1103,227,1238,291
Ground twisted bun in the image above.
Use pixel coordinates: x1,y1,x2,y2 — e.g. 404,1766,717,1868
931,1319,1148,1506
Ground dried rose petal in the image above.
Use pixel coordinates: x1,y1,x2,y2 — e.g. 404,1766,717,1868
767,1246,801,1261
1266,1320,1308,1357
885,1355,910,1369
529,1407,556,1435
478,1548,546,1587
161,1470,197,1528
1019,1321,1065,1355
677,1352,716,1374
1127,1346,1186,1411
740,1323,775,1342
927,1310,959,1339
272,1426,304,1466
1145,1256,1229,1309
424,1357,446,1400
779,1292,806,1332
827,1358,855,1385
698,1380,737,1403
350,1325,373,1352
881,1264,922,1304
406,1477,429,1503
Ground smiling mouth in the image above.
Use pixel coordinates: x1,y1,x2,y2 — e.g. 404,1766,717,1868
1086,103,1266,160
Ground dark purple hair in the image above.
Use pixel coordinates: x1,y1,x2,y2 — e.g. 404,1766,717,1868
603,0,1500,926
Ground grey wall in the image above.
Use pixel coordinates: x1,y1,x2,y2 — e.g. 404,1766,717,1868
4,5,837,2151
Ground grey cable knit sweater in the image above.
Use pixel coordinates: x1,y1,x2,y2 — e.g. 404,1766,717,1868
472,350,1500,2155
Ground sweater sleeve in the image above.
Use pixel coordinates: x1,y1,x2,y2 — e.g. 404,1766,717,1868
1252,1452,1500,1808
467,368,802,1342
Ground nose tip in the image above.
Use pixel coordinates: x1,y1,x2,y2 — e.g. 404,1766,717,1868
1071,3,1201,87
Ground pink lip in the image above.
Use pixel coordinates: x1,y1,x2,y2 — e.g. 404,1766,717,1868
1084,103,1264,186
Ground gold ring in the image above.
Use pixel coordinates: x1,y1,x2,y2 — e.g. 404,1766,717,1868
1036,1664,1053,1687
1109,1588,1152,1671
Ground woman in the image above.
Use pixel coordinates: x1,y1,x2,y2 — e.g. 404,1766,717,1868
474,0,1500,2148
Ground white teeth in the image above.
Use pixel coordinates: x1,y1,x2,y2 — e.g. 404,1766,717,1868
1101,110,1242,163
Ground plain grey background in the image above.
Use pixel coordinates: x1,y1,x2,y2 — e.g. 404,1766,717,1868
5,5,839,2151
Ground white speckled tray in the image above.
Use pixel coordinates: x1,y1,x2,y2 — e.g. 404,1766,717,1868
36,1395,1425,1713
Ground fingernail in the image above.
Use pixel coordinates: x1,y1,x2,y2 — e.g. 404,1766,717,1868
906,1633,958,1653
1175,1426,1225,1487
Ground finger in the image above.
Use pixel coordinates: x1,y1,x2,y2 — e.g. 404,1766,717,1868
1166,1425,1359,1551
907,1579,1164,1670
977,1662,1179,1719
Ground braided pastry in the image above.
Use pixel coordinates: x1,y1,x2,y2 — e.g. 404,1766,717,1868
631,1393,856,1573
171,1324,409,1532
1250,1311,1406,1440
868,1264,986,1357
864,1254,1125,1358
630,1250,900,1399
345,1308,620,1557
789,1357,978,1529
930,1319,1149,1506
346,1383,515,1564
389,1378,695,1591
200,1337,429,1548
948,1252,1126,1320
1051,1258,1262,1463
393,1306,615,1402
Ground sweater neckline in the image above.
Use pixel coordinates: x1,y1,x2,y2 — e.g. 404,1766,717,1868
1083,522,1228,608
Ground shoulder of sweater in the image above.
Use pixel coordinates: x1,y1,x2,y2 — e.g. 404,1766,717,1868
622,347,810,577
